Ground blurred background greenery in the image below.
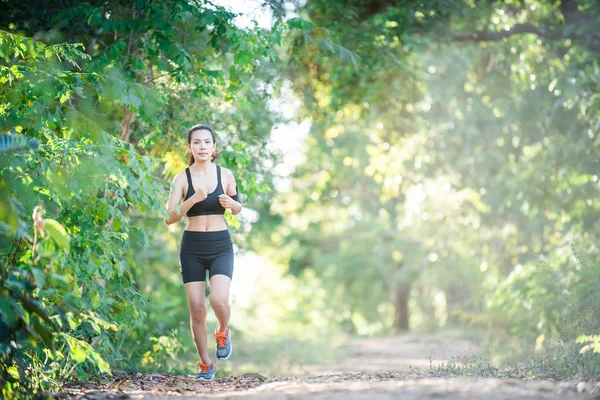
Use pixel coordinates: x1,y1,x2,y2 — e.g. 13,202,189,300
1,0,599,396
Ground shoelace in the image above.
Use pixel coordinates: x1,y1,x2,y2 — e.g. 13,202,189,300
213,331,228,348
197,361,211,373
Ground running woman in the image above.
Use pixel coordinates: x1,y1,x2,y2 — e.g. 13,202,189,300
164,124,242,381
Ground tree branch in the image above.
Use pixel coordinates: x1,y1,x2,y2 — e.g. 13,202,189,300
452,0,600,52
452,23,600,52
452,23,567,42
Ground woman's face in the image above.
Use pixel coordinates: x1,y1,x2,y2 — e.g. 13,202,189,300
188,129,215,162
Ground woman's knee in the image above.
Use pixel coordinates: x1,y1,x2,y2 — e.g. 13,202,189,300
209,296,229,310
190,304,208,322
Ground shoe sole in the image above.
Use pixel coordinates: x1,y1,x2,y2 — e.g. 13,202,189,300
196,375,214,381
216,344,232,360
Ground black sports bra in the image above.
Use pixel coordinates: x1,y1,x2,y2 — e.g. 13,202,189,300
185,165,226,216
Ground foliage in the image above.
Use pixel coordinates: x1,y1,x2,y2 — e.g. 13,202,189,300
0,31,162,395
578,335,600,355
485,245,600,378
258,0,600,377
0,0,286,394
2,0,600,393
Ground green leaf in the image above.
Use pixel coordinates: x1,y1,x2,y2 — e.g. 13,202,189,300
68,337,88,363
38,237,57,258
59,90,71,104
67,313,79,330
90,320,101,334
7,366,19,380
44,219,70,253
31,267,46,289
287,18,313,32
91,352,112,374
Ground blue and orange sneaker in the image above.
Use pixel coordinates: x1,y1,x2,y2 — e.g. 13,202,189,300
213,325,232,360
195,361,215,381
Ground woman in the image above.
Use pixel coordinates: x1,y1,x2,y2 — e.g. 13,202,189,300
164,124,242,381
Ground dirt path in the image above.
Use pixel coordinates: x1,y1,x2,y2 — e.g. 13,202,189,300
58,336,600,399
301,335,482,374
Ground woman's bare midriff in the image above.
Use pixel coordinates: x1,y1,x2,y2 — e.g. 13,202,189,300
185,215,227,232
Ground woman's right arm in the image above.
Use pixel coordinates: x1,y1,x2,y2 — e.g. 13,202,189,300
164,173,206,225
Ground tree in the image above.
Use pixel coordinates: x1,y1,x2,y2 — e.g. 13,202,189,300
259,0,599,334
1,0,286,393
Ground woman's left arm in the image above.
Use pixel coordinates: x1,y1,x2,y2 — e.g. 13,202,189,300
218,168,243,215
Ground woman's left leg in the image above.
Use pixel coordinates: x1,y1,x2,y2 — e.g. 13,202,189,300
209,250,234,360
209,274,231,331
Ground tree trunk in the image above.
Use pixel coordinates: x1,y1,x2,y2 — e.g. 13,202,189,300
445,284,461,326
120,108,136,142
394,282,410,332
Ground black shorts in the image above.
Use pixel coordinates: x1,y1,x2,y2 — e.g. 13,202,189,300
179,230,234,284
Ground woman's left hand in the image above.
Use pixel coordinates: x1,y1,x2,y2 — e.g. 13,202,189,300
218,194,238,210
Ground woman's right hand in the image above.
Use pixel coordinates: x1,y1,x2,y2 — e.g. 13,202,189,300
190,187,208,204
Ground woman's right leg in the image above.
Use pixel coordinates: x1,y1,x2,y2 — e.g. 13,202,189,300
184,281,210,364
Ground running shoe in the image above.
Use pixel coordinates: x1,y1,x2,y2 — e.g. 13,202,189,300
213,325,232,360
195,361,215,381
